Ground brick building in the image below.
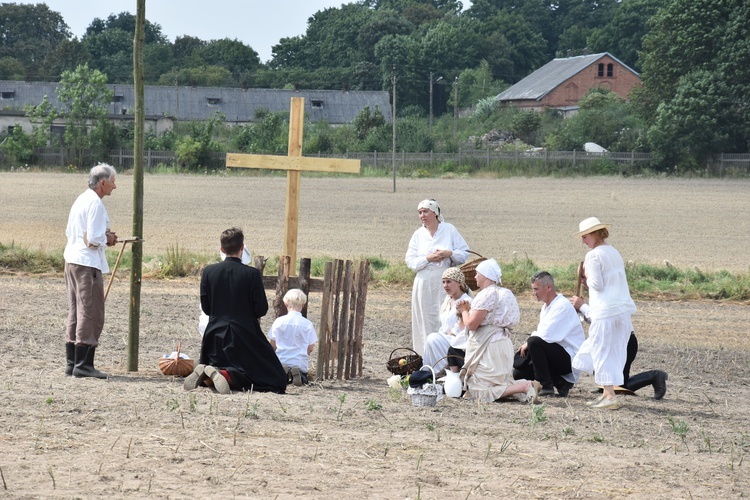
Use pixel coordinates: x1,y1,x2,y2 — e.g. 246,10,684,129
495,52,641,116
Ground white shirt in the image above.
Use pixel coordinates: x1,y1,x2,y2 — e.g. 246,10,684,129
268,311,318,373
63,188,110,273
531,294,585,360
405,222,469,272
585,244,636,320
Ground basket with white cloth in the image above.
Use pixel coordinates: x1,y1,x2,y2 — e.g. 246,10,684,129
407,365,443,407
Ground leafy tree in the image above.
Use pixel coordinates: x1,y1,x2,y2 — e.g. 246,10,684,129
82,12,169,83
231,109,288,155
1,126,36,164
0,57,26,80
420,19,485,74
587,0,667,71
175,112,225,170
0,3,71,78
28,64,113,168
648,71,735,167
353,106,386,139
511,111,542,144
173,36,206,65
452,60,507,109
193,39,260,78
638,0,750,166
288,3,372,69
157,66,235,87
545,89,644,151
357,10,414,63
24,96,59,146
84,12,167,44
374,34,423,109
42,38,90,80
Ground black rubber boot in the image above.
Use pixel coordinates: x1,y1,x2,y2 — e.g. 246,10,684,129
624,370,667,399
73,344,108,379
65,342,75,376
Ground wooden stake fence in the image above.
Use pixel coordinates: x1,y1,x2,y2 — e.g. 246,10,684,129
254,256,369,381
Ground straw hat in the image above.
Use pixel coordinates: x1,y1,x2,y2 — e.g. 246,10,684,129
574,217,610,237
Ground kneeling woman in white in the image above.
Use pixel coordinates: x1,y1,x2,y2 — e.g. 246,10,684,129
455,259,539,403
423,267,473,374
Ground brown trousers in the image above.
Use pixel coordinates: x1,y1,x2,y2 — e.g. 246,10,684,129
65,262,105,346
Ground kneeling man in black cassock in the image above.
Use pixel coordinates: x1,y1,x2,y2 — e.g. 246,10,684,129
184,227,287,394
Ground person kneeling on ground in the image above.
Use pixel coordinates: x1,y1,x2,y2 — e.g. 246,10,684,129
513,271,585,397
268,289,318,386
571,295,668,399
455,259,541,403
184,227,287,394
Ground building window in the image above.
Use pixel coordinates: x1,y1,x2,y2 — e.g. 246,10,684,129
50,125,66,143
607,63,614,77
311,99,324,108
112,94,124,102
1,91,15,99
207,97,221,105
597,64,604,77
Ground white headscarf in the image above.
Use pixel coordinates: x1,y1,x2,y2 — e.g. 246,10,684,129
475,258,502,284
417,199,444,222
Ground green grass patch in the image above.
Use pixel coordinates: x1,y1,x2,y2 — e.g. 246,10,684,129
1,243,748,301
0,242,64,273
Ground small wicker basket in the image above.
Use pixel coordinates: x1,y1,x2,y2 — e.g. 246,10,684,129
158,342,194,377
386,347,423,376
409,365,442,407
460,250,487,291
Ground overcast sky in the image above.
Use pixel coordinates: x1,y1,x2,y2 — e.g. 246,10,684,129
19,1,360,63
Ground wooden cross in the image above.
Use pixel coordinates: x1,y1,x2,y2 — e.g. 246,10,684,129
226,97,361,274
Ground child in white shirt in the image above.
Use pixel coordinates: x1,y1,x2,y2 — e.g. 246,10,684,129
268,289,318,386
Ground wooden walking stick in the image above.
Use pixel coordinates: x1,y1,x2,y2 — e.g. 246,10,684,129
104,237,143,302
574,260,585,297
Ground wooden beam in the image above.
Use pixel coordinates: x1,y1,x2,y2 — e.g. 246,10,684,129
226,153,361,174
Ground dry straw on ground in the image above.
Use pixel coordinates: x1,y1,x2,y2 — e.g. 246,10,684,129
0,173,748,498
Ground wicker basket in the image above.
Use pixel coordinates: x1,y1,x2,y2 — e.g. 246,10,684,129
409,365,442,407
460,250,487,291
386,347,423,376
158,342,194,377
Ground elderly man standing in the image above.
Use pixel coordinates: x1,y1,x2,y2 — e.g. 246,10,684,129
64,163,118,379
513,271,585,397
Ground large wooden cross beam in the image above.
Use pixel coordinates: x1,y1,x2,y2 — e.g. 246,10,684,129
226,97,360,274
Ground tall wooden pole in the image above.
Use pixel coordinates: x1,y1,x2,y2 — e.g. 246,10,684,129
391,66,396,193
284,97,305,275
453,76,458,138
128,0,145,371
429,71,433,133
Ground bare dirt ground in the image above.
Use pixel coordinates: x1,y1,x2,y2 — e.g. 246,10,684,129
1,174,749,498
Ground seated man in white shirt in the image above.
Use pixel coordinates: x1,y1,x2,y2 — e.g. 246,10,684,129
513,271,585,397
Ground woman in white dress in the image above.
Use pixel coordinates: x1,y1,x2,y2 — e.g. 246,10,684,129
405,199,469,355
423,267,472,374
455,259,540,403
571,217,636,410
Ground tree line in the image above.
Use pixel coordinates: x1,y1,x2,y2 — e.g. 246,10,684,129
0,0,748,171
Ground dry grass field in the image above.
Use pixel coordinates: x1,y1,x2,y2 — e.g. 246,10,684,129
1,172,748,271
1,172,749,499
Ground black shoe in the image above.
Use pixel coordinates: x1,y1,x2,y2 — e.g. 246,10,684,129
72,344,107,379
539,386,555,397
653,370,668,400
555,380,574,397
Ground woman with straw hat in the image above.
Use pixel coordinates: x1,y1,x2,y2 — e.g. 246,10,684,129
455,259,541,403
572,217,636,410
405,199,469,356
